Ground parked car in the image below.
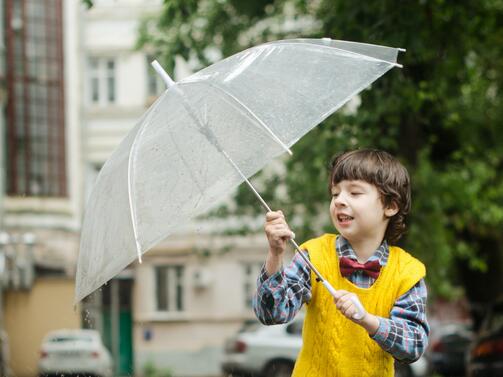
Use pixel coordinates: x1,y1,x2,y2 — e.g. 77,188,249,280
394,359,428,377
428,323,473,376
38,329,113,377
466,297,503,376
221,317,428,377
222,318,302,377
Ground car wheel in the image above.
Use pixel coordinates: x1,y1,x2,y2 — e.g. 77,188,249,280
394,362,413,377
265,360,294,377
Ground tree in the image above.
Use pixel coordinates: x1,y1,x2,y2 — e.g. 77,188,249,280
137,0,503,305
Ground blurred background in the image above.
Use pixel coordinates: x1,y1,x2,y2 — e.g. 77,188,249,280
0,0,502,376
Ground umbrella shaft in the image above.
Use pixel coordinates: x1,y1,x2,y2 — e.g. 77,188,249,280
234,169,326,283
288,238,325,282
221,150,326,282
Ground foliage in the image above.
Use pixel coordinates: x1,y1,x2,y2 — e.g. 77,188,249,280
143,360,173,377
82,0,93,9
137,0,503,300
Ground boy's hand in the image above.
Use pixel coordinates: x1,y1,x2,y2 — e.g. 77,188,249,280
264,211,295,277
333,290,379,335
264,210,295,256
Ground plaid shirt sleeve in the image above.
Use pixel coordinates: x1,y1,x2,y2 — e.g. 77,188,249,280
370,278,430,363
252,252,311,325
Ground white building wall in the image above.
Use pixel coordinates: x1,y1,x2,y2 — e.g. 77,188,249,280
132,233,271,376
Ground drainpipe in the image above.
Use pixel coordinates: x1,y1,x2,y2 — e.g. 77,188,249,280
0,0,8,375
0,0,5,229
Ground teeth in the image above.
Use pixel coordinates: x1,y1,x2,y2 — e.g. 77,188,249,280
338,215,353,221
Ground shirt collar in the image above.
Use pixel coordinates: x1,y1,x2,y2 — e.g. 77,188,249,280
335,235,389,266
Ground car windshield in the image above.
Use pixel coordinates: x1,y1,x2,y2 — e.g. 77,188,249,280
48,335,94,343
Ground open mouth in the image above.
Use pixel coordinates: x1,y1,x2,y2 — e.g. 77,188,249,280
337,214,354,222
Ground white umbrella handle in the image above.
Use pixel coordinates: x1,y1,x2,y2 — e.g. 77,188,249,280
322,280,366,320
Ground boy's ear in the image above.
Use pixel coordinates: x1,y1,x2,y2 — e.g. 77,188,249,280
384,201,399,218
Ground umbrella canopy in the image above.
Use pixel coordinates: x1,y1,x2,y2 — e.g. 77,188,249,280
76,38,402,303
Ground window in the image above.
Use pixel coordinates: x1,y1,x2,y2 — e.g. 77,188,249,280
88,57,116,105
4,0,66,197
243,262,263,309
155,265,184,312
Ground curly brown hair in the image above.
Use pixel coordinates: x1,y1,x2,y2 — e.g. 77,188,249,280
328,149,411,244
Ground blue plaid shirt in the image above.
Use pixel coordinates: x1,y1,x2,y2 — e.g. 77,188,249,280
253,236,429,363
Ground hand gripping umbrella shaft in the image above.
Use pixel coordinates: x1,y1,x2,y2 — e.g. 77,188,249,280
151,61,366,320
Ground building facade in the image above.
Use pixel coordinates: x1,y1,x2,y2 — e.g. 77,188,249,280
0,0,82,376
0,1,272,376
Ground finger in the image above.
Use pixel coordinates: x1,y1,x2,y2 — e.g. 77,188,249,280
265,224,289,237
267,217,288,227
332,289,347,302
265,222,289,233
339,291,354,299
340,299,353,314
337,292,357,310
343,305,356,319
339,292,357,306
268,223,292,235
265,211,281,221
266,210,285,221
336,296,349,310
272,228,296,240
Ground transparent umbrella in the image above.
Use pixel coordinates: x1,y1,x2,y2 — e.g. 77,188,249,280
76,38,404,311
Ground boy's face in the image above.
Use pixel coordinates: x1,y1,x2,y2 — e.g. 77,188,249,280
329,180,397,245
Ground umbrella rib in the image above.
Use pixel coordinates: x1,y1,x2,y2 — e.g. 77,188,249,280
128,120,152,264
179,81,292,156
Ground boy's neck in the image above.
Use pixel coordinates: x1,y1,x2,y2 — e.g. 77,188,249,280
347,237,384,263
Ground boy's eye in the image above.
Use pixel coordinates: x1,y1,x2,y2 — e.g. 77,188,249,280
351,192,363,196
331,193,339,197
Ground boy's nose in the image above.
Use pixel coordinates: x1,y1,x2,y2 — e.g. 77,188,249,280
333,194,348,207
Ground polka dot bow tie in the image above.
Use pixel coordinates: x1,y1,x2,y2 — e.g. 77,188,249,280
339,257,381,279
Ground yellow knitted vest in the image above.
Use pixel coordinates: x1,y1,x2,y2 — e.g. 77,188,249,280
292,234,426,377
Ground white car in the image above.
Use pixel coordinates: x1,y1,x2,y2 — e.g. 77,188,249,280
38,329,113,377
222,317,429,377
222,318,303,377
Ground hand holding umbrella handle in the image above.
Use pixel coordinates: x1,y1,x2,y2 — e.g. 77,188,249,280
322,280,366,320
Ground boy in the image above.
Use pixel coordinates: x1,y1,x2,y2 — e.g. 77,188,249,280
253,149,428,376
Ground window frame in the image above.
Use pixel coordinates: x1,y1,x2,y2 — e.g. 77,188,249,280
155,265,185,313
87,56,117,106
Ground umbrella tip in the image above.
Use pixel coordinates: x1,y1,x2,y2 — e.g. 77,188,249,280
151,60,176,88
